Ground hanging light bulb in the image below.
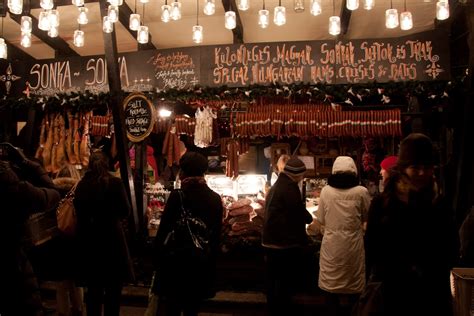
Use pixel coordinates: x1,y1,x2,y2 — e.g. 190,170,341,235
346,0,359,10
0,38,6,59
364,0,374,10
238,0,249,11
385,9,398,28
77,6,88,24
21,16,32,33
103,16,113,33
258,9,269,28
48,26,58,37
400,11,413,30
273,2,286,26
109,0,123,6
49,9,60,28
294,0,304,12
203,0,215,15
8,0,23,15
170,0,181,20
225,11,236,29
73,29,84,47
108,5,119,23
20,32,31,47
436,0,449,20
137,25,148,44
328,16,340,35
40,0,53,10
38,11,51,31
310,0,321,16
72,0,84,6
161,1,171,22
192,25,203,43
129,13,140,31
139,0,148,3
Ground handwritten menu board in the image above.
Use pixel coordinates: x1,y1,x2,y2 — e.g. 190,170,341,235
123,93,155,142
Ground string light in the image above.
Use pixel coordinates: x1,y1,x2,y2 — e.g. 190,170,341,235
436,0,449,20
310,0,321,16
274,0,286,26
192,0,203,43
0,18,8,59
385,0,399,29
258,0,269,28
203,0,215,15
400,0,413,31
328,0,340,35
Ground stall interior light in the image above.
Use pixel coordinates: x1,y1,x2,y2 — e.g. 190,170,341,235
159,108,172,117
170,0,182,20
310,0,321,16
108,0,123,6
258,9,269,28
346,0,359,10
192,0,203,44
40,0,53,10
238,0,249,11
400,0,412,31
161,0,171,22
385,8,399,28
294,0,304,13
225,10,236,29
436,0,449,20
21,32,31,47
72,0,84,7
108,5,119,23
203,0,215,15
21,16,33,33
8,0,23,15
48,26,59,37
137,25,149,44
38,11,51,31
273,1,286,26
103,16,113,33
73,28,84,47
130,13,141,31
328,0,340,36
49,9,60,28
364,0,375,10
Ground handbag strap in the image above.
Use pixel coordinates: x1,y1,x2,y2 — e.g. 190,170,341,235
176,189,188,216
66,181,79,198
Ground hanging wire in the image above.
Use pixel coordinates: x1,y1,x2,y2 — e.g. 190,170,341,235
333,0,335,15
404,0,407,11
196,0,199,24
262,0,265,10
1,17,3,37
134,0,137,13
142,3,145,24
390,0,393,9
279,0,281,6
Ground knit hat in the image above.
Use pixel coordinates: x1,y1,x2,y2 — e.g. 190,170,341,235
380,155,398,171
332,156,358,175
283,157,306,177
179,151,208,177
397,133,434,167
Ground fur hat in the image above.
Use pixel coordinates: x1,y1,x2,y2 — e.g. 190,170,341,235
283,157,306,177
179,152,208,177
380,155,398,171
332,156,358,175
398,133,434,167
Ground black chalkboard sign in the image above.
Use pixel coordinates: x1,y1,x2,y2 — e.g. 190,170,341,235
123,93,155,142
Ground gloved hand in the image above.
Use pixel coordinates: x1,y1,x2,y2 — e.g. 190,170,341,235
0,142,26,164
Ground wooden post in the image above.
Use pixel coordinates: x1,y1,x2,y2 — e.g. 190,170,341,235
99,0,139,233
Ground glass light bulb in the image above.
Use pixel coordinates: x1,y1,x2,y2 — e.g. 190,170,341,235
192,25,203,43
139,0,149,3
8,0,23,15
385,8,399,28
258,9,269,28
108,0,123,6
329,15,341,35
38,11,51,31
129,13,140,31
21,16,32,33
49,9,60,27
48,26,58,37
137,25,149,44
238,0,249,11
103,16,113,33
73,29,84,47
346,0,359,10
108,5,119,23
40,0,53,10
310,0,321,16
170,1,182,20
364,0,375,10
0,38,7,59
203,0,215,15
400,11,413,30
72,0,84,6
225,11,236,29
273,6,286,26
21,32,31,47
161,4,171,22
436,0,449,20
294,0,304,13
78,7,88,24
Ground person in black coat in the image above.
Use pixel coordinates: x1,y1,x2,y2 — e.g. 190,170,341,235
0,143,60,316
73,152,133,316
153,151,223,316
262,157,313,316
365,133,459,316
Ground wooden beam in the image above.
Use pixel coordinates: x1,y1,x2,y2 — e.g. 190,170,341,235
9,13,80,57
339,0,352,36
4,39,35,61
222,0,243,44
99,0,139,233
118,2,156,50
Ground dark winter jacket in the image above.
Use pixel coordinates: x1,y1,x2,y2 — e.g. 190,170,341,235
262,173,313,248
152,179,223,299
0,160,60,316
73,172,133,284
365,182,459,316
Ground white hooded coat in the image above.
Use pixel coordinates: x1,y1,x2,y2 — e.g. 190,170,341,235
316,156,371,293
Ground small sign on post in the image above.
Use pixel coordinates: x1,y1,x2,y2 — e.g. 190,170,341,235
123,93,156,143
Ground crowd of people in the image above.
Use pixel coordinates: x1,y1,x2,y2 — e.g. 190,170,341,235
0,132,472,316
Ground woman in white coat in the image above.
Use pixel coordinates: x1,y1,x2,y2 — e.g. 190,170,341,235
315,156,371,316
